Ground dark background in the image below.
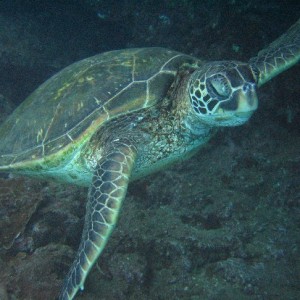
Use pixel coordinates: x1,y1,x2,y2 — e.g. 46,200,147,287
0,1,299,299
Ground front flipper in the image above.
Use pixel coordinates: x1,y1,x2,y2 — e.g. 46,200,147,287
249,18,300,87
59,139,137,300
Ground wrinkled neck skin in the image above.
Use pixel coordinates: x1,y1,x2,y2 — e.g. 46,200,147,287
84,70,216,181
168,69,214,137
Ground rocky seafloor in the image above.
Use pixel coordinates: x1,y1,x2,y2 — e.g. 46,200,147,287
0,1,299,299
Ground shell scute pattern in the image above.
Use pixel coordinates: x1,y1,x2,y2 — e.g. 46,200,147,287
0,48,196,169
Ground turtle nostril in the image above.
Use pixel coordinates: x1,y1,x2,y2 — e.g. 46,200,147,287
242,82,255,93
242,83,250,92
242,82,256,93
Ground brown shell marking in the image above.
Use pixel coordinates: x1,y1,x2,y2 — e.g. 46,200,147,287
0,48,199,170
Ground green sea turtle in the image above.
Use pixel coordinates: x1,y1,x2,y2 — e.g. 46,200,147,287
0,18,299,299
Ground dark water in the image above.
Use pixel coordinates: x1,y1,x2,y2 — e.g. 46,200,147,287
0,1,299,299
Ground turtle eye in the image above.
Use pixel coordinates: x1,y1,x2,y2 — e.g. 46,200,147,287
207,75,231,98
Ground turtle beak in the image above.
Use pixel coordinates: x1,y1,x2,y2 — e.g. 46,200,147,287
235,82,258,114
214,82,258,125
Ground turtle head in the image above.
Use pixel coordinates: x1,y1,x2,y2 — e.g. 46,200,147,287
188,61,258,127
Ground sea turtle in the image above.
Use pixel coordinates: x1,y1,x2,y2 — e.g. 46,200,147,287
0,18,299,299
